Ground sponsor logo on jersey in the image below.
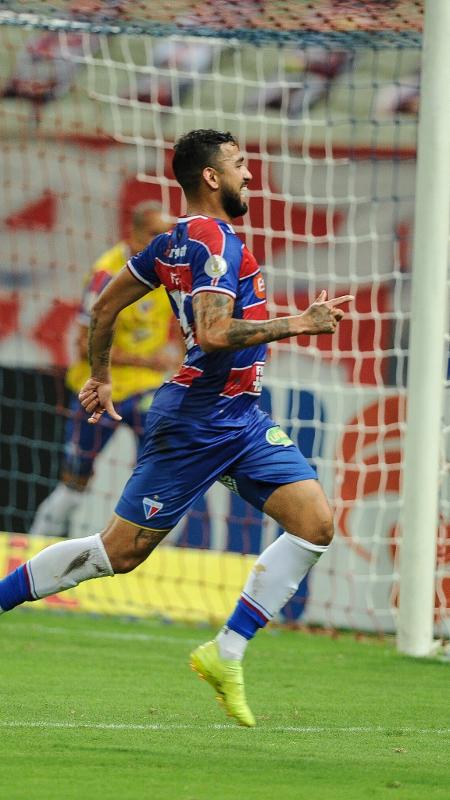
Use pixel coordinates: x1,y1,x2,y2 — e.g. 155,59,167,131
168,244,187,259
204,254,228,278
265,426,293,447
143,497,164,520
253,273,266,299
220,362,265,398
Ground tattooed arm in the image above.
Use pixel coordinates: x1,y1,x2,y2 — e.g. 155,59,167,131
87,266,149,378
79,266,151,423
193,289,354,353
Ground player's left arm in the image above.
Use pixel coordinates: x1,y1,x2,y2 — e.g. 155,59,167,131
79,266,151,423
193,289,353,352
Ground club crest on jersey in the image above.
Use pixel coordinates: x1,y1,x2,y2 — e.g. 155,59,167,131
142,497,164,520
204,255,228,278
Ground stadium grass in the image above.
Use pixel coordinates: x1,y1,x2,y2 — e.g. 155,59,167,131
1,609,449,800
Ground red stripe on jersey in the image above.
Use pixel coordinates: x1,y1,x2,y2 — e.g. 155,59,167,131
243,301,268,321
239,246,259,279
170,364,203,387
187,217,225,255
220,362,265,397
155,260,192,293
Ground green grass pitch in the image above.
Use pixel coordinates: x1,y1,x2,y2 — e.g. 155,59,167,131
1,609,449,800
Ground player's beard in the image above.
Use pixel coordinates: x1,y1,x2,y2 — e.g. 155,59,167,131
220,184,248,218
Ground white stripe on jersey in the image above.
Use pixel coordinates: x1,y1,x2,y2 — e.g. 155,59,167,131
127,260,157,289
243,299,266,310
239,267,260,281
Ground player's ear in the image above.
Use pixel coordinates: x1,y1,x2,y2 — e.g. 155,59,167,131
202,166,220,191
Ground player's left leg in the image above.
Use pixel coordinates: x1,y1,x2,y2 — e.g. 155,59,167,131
218,479,332,658
2,408,247,618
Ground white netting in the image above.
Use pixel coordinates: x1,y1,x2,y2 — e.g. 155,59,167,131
0,11,448,633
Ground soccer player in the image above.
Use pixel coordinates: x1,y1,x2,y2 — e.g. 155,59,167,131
29,201,182,537
0,130,353,728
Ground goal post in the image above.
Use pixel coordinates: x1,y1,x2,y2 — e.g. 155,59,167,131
0,2,449,640
397,0,450,657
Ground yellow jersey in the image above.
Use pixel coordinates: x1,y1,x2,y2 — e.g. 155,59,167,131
66,241,174,402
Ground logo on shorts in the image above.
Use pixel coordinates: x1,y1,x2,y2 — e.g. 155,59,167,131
265,426,293,447
204,255,228,278
219,474,240,495
143,497,164,520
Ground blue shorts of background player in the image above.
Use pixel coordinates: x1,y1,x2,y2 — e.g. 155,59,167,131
115,405,317,531
63,390,154,478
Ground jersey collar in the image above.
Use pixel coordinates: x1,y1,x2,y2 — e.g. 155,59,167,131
177,214,235,234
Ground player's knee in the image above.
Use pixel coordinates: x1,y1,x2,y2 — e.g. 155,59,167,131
102,522,170,574
61,469,91,492
110,554,143,574
290,510,334,547
313,514,334,547
286,505,334,547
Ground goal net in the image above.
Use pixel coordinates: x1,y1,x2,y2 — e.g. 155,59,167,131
0,0,448,635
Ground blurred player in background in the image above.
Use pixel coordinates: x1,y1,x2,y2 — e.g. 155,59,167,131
29,201,182,538
0,130,352,729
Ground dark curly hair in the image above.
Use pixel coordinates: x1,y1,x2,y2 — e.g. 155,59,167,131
172,129,238,195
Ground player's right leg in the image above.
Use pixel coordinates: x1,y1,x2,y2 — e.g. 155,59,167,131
29,394,119,537
0,514,171,614
191,411,333,727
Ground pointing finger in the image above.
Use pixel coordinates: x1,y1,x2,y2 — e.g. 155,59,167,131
315,290,327,302
327,294,354,308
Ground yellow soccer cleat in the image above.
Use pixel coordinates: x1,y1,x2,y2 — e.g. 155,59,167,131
190,640,256,728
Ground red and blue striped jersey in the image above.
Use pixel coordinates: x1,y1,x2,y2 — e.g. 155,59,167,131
127,214,268,421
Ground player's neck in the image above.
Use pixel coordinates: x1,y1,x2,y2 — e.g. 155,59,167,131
185,200,233,225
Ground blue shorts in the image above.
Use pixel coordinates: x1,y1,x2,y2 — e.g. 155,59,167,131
115,406,316,530
63,390,154,478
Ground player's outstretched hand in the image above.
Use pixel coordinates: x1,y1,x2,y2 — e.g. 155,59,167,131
300,290,354,335
78,378,122,425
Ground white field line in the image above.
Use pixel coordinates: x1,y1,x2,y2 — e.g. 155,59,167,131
1,721,450,735
1,621,201,646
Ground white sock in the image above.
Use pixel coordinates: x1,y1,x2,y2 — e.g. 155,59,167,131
216,626,249,660
29,483,84,537
217,533,328,660
26,534,114,599
242,532,327,618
